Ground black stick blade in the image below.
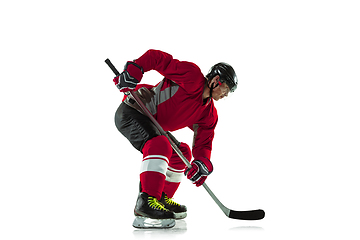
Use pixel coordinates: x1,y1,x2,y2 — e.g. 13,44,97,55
228,209,265,220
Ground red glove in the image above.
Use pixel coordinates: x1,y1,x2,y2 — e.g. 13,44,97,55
185,157,213,187
113,61,144,92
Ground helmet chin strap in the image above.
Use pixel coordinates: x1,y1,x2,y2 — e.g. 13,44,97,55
209,82,220,99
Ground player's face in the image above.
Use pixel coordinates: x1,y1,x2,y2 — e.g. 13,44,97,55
212,82,230,101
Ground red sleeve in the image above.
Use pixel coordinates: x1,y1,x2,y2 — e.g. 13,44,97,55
189,103,218,161
134,49,204,94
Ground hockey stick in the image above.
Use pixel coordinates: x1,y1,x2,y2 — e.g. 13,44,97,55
105,58,265,220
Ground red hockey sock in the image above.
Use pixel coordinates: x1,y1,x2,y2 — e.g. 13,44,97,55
163,181,181,198
163,142,191,198
140,135,172,200
140,172,166,200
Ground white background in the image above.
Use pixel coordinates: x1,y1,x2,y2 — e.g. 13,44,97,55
1,0,359,239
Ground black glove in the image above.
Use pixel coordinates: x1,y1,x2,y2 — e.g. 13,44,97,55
113,61,144,92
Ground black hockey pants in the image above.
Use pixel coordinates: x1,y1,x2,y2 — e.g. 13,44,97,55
114,102,161,152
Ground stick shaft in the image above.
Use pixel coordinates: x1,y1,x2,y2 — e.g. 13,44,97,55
129,92,191,169
105,58,120,75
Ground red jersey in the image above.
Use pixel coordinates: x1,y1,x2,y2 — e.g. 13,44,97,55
124,49,218,161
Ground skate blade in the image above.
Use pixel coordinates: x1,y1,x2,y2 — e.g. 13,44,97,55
132,216,175,229
174,212,187,219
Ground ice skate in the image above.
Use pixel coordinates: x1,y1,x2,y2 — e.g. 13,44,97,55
160,192,187,219
132,192,175,229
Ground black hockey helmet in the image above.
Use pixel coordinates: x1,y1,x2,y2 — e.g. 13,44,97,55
206,62,238,92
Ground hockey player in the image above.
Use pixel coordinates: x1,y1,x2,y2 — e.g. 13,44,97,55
113,49,237,228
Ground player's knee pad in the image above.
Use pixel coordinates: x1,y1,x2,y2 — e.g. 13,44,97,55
168,142,191,171
179,142,191,161
142,135,172,160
